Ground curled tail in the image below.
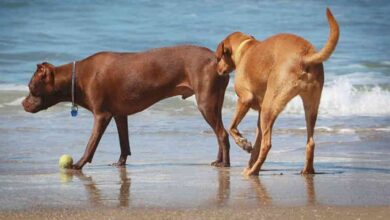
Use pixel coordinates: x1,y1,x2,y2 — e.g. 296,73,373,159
303,8,340,65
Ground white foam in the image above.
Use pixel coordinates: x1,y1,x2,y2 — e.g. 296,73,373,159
0,84,28,91
326,71,388,85
185,96,198,106
272,148,298,154
381,61,390,65
315,126,334,132
284,78,390,116
375,127,390,132
184,77,390,117
338,128,356,134
316,156,354,163
206,76,390,117
4,97,25,106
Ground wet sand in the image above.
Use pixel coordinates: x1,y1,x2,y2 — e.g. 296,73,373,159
1,206,389,220
1,165,389,219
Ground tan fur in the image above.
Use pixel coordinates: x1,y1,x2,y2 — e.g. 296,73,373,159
303,9,340,65
215,8,340,176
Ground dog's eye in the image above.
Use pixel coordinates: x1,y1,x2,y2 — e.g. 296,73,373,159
223,48,230,56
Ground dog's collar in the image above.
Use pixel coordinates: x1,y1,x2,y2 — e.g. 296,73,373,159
71,61,78,117
233,38,253,65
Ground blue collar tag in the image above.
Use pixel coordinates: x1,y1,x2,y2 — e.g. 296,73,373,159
71,105,78,117
71,61,78,117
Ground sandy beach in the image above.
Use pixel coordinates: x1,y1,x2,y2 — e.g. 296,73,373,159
2,206,389,220
1,160,390,219
1,167,390,220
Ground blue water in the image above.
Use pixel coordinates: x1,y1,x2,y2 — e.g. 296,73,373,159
1,0,390,116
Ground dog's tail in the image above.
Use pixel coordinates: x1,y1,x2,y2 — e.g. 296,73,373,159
303,8,340,65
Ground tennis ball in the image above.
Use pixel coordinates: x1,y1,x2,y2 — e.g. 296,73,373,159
59,154,73,169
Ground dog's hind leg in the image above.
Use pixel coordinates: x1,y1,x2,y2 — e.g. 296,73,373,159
196,81,230,167
113,116,131,167
300,88,322,174
244,84,299,176
248,113,262,168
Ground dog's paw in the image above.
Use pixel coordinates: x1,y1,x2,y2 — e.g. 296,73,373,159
241,167,251,176
111,162,126,167
237,138,253,153
242,167,259,176
211,160,230,167
71,163,83,170
300,167,315,175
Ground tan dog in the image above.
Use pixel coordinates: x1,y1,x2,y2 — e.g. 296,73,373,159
215,8,339,176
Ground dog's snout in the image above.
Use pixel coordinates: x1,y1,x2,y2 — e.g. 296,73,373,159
21,97,27,108
22,94,43,113
21,96,31,112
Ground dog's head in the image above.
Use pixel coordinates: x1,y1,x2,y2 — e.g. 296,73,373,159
216,38,235,76
216,32,254,75
22,62,58,113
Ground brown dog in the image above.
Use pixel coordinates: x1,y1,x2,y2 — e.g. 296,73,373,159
215,8,339,176
22,45,230,169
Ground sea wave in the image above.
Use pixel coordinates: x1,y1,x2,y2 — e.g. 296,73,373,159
221,78,390,117
2,77,390,116
375,127,390,132
0,84,28,91
285,78,390,116
4,97,25,106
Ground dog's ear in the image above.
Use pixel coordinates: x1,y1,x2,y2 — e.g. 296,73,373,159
223,46,231,57
250,35,255,40
216,41,224,61
37,62,55,84
36,64,44,71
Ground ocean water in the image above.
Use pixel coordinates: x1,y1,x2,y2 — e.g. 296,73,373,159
0,0,390,210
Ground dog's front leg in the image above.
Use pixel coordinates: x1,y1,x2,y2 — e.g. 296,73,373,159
73,113,112,170
229,99,252,153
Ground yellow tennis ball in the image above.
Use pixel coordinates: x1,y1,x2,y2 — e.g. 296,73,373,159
59,154,73,169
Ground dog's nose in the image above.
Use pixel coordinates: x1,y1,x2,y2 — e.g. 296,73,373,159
21,97,28,109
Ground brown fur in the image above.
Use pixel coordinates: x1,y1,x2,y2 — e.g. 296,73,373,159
23,45,231,169
215,8,339,176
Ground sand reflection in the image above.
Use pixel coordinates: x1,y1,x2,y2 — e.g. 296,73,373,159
60,168,131,207
59,167,317,208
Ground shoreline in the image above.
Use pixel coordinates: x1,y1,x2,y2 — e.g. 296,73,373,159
1,205,389,220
